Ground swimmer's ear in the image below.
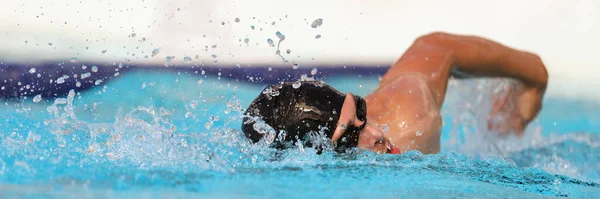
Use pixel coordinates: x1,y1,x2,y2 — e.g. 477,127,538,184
331,93,356,143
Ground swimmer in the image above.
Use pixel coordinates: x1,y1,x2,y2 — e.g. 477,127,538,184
242,32,548,154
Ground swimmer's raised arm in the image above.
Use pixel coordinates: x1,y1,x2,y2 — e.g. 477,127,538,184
382,32,548,135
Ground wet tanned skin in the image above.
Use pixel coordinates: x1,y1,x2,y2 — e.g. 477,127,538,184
331,32,548,154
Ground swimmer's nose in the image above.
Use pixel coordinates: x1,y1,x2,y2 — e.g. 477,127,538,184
357,123,387,153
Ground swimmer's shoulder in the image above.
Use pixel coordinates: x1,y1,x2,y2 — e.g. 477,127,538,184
367,72,440,115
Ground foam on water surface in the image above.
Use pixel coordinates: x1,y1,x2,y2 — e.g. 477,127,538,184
0,70,599,198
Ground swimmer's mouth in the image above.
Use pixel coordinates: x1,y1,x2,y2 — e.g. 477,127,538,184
387,145,401,154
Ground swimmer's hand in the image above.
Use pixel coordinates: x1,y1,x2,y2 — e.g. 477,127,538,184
488,80,546,136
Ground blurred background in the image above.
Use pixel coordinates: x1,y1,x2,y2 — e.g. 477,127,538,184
1,0,599,100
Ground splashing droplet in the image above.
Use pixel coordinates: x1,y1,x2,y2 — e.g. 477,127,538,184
276,31,285,41
94,79,103,85
286,49,291,54
183,56,192,63
250,25,255,30
56,77,65,84
80,72,91,79
244,38,250,44
235,18,240,23
165,56,174,63
267,38,274,47
293,64,299,69
70,57,78,63
47,43,52,46
28,68,36,74
76,82,81,87
151,48,160,57
33,95,42,103
315,34,321,39
416,131,423,136
292,81,301,89
311,18,323,28
82,65,87,70
91,66,98,73
101,49,107,54
197,79,203,84
190,100,198,109
311,68,318,75
211,54,217,59
268,67,272,71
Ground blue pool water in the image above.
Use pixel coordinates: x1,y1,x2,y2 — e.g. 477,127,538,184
0,69,599,198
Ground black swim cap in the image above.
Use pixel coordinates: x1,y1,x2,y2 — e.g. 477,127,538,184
242,81,366,153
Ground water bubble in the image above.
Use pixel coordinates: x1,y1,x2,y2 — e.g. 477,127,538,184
244,38,249,44
114,72,120,77
268,67,272,71
80,72,91,79
311,68,318,75
70,57,78,63
311,18,323,28
235,18,240,23
183,56,192,63
292,81,301,89
130,33,136,37
95,79,103,85
275,50,280,55
37,74,41,78
28,68,36,74
293,64,299,69
211,54,217,58
91,65,98,72
48,43,52,46
286,49,291,54
56,77,65,84
267,38,274,46
1,86,4,90
32,95,42,103
140,82,146,89
75,82,81,87
250,25,255,30
275,31,285,41
151,48,160,57
416,131,423,136
101,49,107,54
82,65,87,69
201,70,206,75
190,100,198,109
359,84,364,88
315,34,321,39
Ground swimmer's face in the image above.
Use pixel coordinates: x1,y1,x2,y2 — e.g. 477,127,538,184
331,93,390,154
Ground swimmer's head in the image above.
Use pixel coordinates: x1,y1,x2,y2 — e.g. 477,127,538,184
241,81,367,153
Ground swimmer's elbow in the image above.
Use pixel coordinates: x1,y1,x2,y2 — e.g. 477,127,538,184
414,32,453,46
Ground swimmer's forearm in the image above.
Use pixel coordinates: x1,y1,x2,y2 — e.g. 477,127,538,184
422,32,548,88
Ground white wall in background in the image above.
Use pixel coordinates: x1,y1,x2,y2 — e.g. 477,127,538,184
0,0,598,100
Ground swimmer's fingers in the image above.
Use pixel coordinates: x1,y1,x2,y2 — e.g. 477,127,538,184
331,93,357,143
